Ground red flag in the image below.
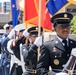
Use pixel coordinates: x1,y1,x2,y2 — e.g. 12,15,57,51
24,0,52,31
41,0,52,31
42,10,52,32
24,0,38,23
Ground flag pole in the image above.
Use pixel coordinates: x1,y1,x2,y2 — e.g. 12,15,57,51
38,0,42,61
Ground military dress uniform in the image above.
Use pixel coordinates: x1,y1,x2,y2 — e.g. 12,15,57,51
7,24,26,75
37,37,76,75
22,26,43,75
36,12,76,75
22,44,37,75
10,36,26,75
0,21,14,75
0,21,20,75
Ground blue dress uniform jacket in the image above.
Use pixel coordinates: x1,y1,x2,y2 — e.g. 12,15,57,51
22,44,38,75
0,37,10,75
1,37,10,49
36,37,76,75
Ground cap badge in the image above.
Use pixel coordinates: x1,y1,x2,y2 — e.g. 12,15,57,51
36,27,38,30
54,59,59,65
64,14,67,18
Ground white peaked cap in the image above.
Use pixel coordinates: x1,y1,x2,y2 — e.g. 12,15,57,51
15,23,26,32
3,24,10,29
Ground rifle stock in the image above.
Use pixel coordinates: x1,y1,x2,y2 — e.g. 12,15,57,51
62,55,76,73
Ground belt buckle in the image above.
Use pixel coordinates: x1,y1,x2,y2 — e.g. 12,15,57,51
26,69,36,74
32,70,36,74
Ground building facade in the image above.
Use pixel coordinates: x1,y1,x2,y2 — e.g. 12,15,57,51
0,1,10,13
0,1,76,29
0,1,11,29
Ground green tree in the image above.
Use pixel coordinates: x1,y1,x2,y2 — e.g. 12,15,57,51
70,16,76,34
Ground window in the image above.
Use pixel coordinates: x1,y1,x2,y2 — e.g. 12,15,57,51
3,2,11,13
0,3,2,12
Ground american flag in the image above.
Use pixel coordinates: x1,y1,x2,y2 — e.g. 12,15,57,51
11,0,20,27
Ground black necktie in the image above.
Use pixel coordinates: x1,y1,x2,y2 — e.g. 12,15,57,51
62,39,68,50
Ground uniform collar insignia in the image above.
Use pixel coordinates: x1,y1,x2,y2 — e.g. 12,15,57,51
55,41,58,44
53,47,57,52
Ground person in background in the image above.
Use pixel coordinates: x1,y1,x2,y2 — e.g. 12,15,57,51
2,22,13,39
0,21,20,75
21,26,43,75
0,23,13,54
0,21,13,75
7,24,26,75
1,21,20,48
36,12,76,75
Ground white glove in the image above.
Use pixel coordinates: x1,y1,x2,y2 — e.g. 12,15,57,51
71,48,76,57
7,39,14,54
8,28,15,39
34,36,42,47
23,29,29,37
56,72,69,75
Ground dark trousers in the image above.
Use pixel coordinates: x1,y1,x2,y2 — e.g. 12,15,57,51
10,63,23,75
24,72,36,75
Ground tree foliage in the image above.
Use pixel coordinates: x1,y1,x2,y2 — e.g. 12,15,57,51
70,16,76,34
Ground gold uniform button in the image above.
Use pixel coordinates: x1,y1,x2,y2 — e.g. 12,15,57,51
54,59,59,65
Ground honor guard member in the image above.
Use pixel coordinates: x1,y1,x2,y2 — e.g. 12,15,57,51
2,23,13,39
36,12,76,75
0,21,13,75
8,24,26,60
1,21,20,48
7,24,26,75
0,21,20,75
21,26,43,75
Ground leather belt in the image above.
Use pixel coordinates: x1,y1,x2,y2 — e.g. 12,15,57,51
52,69,62,72
25,69,36,74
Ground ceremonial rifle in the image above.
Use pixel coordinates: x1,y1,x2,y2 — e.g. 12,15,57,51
62,55,76,74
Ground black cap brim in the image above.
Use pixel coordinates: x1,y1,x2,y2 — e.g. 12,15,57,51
30,32,38,36
51,12,73,23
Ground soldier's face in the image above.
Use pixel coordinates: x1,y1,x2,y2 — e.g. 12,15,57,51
8,26,13,33
54,24,70,39
29,36,37,43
